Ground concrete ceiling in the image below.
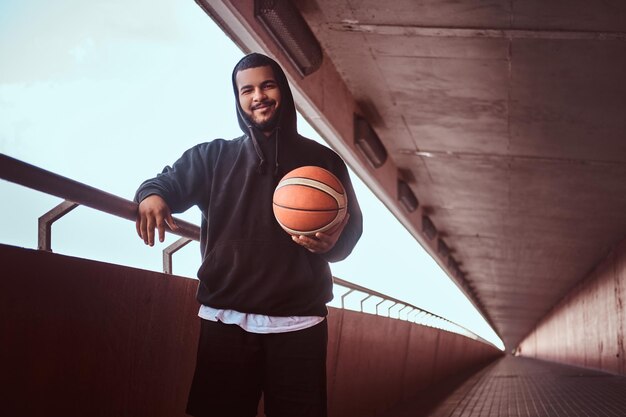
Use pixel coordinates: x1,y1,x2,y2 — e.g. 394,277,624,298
200,0,626,350
292,0,626,349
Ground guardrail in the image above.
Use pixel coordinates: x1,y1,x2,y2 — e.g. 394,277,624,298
329,278,490,343
0,152,493,346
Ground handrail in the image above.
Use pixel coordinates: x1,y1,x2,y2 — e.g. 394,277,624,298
332,276,493,346
0,153,200,241
1,152,493,347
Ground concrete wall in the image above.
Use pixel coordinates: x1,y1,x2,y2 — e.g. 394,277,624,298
1,244,500,417
326,308,499,417
518,238,626,375
1,244,200,417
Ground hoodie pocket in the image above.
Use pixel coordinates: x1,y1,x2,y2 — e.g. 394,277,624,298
197,239,328,313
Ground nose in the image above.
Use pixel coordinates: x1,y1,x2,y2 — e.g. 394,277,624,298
252,87,267,102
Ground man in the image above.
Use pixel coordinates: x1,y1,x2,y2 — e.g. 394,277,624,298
135,53,362,417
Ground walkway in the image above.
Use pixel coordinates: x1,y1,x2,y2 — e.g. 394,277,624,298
384,356,626,417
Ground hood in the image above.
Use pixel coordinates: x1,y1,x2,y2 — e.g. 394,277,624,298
232,53,298,137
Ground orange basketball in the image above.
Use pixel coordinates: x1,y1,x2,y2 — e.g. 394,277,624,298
273,166,347,236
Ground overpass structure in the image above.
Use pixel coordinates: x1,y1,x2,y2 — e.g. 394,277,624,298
196,0,626,362
2,1,626,416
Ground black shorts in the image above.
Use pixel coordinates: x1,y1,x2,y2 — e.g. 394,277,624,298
186,318,328,417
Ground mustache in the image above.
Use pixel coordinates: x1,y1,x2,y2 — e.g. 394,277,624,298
251,99,276,111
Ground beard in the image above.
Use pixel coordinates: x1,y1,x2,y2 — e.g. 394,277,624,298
248,100,280,132
252,113,279,132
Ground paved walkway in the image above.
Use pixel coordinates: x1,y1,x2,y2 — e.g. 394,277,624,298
383,356,626,417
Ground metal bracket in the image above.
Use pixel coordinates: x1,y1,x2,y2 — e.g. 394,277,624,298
386,302,398,317
398,305,412,320
407,308,419,322
360,294,374,313
340,289,355,309
38,200,79,252
375,299,386,316
163,237,192,275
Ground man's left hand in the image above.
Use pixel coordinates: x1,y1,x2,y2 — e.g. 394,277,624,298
292,213,350,254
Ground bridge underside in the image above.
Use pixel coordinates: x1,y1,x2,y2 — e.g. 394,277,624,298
197,0,626,357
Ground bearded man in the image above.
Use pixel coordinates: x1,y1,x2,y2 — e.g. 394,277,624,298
135,53,362,417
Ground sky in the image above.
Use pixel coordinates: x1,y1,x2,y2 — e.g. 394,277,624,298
0,0,503,349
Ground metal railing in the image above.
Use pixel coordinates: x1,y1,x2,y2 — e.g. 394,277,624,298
0,153,493,346
0,153,198,273
331,277,492,344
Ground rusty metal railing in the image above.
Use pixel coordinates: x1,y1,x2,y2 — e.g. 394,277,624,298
1,152,493,346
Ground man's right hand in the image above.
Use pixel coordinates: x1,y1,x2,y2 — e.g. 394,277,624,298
136,195,178,246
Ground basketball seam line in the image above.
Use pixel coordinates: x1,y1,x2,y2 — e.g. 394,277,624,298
282,176,343,194
275,207,347,235
274,178,346,205
272,203,341,212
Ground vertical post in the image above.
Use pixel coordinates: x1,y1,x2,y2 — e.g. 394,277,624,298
398,305,412,320
38,201,79,252
360,294,373,313
387,302,398,318
162,237,193,275
375,299,386,316
340,289,355,309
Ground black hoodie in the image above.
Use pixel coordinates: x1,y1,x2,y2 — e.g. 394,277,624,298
134,53,362,317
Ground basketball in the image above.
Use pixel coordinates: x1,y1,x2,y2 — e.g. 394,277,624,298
273,166,347,236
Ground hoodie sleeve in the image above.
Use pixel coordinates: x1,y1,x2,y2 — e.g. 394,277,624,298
321,160,363,263
134,143,212,213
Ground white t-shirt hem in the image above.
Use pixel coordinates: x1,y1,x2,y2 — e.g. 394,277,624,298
198,305,325,334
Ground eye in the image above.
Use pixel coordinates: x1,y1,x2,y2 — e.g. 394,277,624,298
263,82,277,90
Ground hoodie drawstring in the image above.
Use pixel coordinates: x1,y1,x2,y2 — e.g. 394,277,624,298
248,126,280,177
249,128,267,174
274,127,280,177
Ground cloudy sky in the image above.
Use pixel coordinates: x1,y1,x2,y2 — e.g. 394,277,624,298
0,0,502,348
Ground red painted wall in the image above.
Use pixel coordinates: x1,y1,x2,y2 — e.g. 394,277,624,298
0,245,200,417
518,238,626,375
1,244,500,417
326,309,500,417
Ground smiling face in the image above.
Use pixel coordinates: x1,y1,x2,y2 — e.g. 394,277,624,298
236,65,282,134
